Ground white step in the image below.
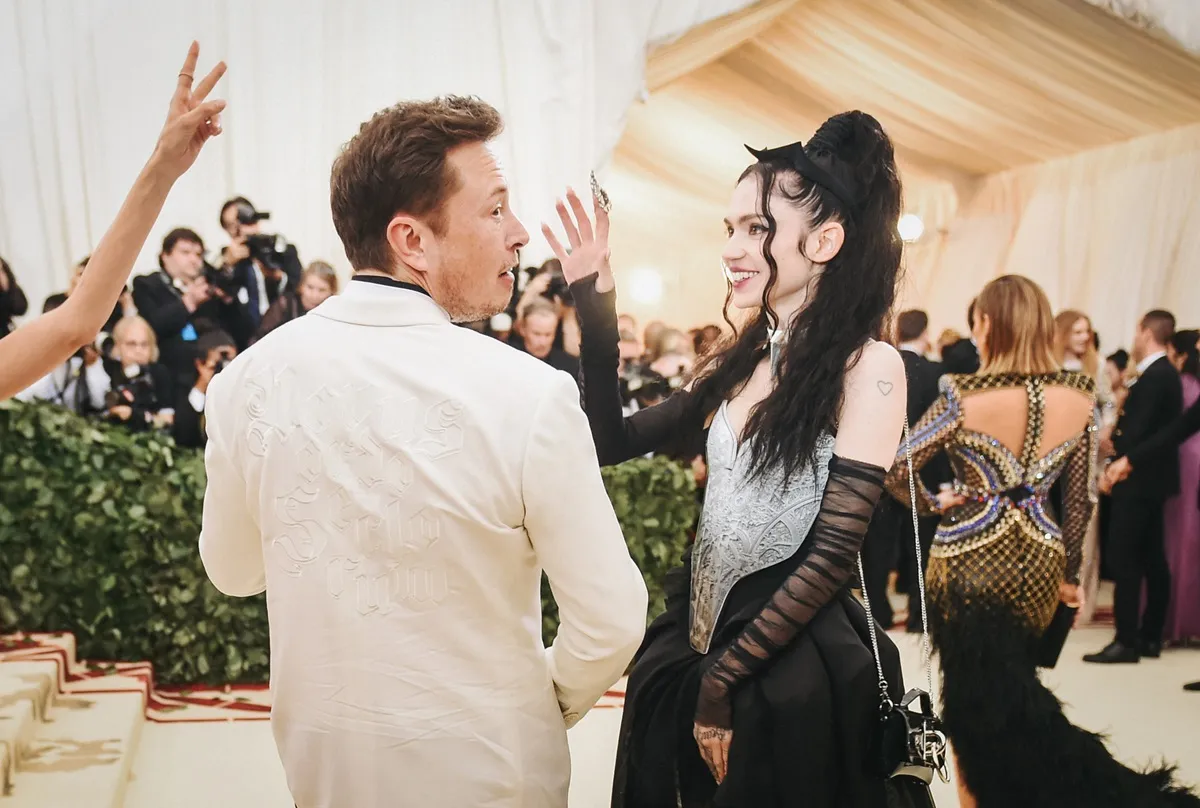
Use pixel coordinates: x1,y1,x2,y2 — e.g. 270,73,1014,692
0,663,58,795
1,690,143,808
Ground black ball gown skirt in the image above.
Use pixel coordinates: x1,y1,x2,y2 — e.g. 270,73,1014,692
611,547,905,808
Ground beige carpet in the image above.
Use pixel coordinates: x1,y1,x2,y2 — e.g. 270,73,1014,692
123,626,1200,808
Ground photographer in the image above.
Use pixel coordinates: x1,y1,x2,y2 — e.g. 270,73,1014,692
173,329,237,449
508,258,578,356
218,197,303,336
132,228,248,396
15,340,110,415
103,315,174,431
516,298,579,378
0,256,28,338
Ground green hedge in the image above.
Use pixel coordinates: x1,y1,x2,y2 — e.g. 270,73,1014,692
0,399,696,686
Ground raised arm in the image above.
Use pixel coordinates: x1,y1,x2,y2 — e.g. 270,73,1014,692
0,43,227,401
571,272,692,464
885,375,962,515
1061,405,1100,585
692,341,907,781
546,185,692,465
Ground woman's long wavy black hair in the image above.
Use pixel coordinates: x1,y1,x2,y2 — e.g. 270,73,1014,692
685,111,904,482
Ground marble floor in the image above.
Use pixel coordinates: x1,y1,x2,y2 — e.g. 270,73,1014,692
124,626,1200,808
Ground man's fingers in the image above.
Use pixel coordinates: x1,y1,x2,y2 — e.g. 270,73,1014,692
191,60,227,104
541,224,568,263
566,188,593,243
555,199,582,250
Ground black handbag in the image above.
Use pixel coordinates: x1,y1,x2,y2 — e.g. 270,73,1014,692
857,415,948,807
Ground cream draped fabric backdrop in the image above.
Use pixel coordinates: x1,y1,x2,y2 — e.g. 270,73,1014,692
601,0,1200,347
0,0,753,317
916,124,1200,352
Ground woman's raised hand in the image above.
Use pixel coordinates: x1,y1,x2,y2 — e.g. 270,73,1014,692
151,42,227,180
542,186,614,293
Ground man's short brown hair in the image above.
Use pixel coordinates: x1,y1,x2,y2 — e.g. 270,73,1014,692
330,96,503,272
896,309,929,344
1141,309,1176,346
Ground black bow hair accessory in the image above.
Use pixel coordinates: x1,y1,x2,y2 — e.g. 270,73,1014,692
745,141,861,217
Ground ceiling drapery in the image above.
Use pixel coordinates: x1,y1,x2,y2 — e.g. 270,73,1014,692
605,0,1200,344
0,0,753,313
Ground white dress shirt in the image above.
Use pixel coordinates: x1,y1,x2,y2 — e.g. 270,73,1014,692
16,356,110,413
199,279,646,808
1137,350,1167,375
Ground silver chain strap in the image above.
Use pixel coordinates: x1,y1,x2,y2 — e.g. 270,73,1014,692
857,413,934,703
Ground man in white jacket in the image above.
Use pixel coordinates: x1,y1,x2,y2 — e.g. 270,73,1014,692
198,96,647,808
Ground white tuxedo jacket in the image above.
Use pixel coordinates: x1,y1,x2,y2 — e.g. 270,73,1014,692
199,279,647,808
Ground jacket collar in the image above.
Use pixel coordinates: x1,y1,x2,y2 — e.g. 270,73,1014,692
309,276,451,328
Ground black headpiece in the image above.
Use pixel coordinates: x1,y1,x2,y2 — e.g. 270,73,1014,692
745,140,861,216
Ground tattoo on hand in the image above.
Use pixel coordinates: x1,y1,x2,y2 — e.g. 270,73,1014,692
698,728,730,742
876,380,894,396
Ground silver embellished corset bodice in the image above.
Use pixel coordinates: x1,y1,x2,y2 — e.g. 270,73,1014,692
689,401,834,653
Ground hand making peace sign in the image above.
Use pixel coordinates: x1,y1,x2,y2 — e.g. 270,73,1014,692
152,42,227,180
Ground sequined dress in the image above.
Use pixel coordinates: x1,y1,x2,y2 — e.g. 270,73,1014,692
886,371,1200,806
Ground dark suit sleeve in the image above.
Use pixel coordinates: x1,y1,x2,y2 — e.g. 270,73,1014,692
132,275,191,340
172,388,205,449
1115,363,1183,457
571,273,693,466
0,263,28,320
1127,393,1200,467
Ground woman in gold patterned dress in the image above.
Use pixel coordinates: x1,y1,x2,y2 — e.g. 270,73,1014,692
886,275,1199,808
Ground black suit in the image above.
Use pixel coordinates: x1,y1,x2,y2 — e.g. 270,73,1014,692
1108,354,1183,647
0,262,28,337
131,272,247,398
941,338,980,375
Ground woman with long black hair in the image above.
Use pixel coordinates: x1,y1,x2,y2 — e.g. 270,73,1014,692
545,111,910,807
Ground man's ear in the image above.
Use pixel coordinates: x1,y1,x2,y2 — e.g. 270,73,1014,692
386,214,433,274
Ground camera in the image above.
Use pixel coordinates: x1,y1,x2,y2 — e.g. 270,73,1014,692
245,233,289,273
235,203,289,273
212,356,231,375
105,368,158,414
203,260,240,298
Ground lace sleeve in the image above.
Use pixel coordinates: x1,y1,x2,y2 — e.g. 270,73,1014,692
1061,405,1100,585
695,455,886,728
571,273,693,465
884,376,962,515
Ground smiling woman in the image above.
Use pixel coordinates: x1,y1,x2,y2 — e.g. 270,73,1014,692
546,109,913,808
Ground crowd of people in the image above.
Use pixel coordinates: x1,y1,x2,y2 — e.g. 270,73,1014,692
2,43,1198,808
0,203,338,448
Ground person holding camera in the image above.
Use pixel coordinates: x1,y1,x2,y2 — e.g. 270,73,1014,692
103,315,174,431
0,43,226,403
173,329,237,449
516,298,580,379
0,256,29,338
218,197,303,334
132,228,246,397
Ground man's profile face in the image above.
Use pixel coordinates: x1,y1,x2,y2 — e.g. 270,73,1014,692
425,142,529,323
162,240,204,281
522,311,558,360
